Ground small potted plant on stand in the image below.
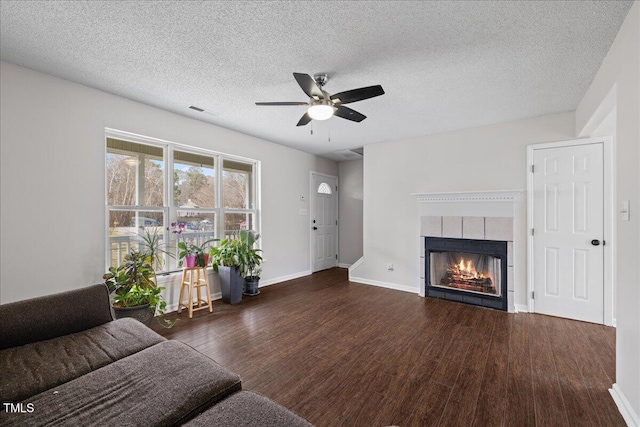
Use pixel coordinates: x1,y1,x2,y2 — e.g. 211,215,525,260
172,222,216,267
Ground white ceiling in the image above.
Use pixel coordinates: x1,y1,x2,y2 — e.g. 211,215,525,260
0,1,633,161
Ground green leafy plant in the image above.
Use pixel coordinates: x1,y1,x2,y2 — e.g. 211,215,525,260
112,285,165,311
247,265,262,279
171,222,217,267
136,227,172,272
177,241,215,266
209,230,262,278
103,251,173,327
104,251,156,299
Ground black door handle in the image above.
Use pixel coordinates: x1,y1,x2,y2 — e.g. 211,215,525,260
313,227,318,230
591,239,600,246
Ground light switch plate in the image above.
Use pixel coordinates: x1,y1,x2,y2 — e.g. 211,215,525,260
299,209,307,216
621,200,630,221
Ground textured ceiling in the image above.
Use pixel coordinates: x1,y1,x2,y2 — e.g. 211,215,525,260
0,1,633,161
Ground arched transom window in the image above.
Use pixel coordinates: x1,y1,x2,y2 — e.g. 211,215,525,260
317,182,332,194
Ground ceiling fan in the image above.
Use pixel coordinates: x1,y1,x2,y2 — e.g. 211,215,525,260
256,73,384,126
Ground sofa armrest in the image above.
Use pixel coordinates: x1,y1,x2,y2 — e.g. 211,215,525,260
0,284,113,350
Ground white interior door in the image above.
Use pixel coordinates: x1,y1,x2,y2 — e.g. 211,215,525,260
532,142,604,323
311,174,338,272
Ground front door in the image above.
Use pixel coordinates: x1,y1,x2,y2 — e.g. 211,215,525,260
532,142,604,323
311,173,338,272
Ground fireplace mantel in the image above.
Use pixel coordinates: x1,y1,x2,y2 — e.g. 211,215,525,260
412,190,523,203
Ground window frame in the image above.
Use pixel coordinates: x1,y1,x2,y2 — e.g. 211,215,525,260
105,129,260,274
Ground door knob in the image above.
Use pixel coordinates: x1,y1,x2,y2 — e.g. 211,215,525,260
313,227,318,230
591,239,600,246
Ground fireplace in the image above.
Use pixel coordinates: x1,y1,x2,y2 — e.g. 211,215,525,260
425,237,507,311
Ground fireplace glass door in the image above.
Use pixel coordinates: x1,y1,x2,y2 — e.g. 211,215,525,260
430,251,502,297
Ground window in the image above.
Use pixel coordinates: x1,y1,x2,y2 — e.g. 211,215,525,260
106,138,166,270
317,182,332,194
106,132,259,272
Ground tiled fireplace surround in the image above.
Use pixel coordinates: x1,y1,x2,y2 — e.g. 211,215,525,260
415,191,524,313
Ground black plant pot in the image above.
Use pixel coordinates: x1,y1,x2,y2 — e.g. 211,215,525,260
218,266,243,304
244,276,260,296
113,304,154,325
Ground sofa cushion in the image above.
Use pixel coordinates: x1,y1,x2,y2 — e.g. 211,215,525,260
0,318,165,402
0,284,113,350
1,340,242,427
184,391,313,427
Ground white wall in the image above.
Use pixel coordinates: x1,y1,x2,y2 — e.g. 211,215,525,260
0,61,337,304
351,112,576,307
576,2,640,421
338,159,363,266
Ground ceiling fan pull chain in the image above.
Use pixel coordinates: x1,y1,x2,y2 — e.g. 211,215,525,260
328,125,331,143
310,121,314,135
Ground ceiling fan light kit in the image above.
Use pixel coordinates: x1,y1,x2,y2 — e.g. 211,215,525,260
308,101,335,120
256,72,385,126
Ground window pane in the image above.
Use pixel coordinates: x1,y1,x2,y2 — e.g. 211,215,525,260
106,138,164,207
224,212,254,240
223,160,253,209
108,210,165,269
317,182,332,194
174,150,215,208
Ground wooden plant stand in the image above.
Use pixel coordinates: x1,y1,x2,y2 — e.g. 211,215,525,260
178,266,213,319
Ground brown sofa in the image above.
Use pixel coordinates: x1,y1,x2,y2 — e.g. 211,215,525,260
0,285,311,426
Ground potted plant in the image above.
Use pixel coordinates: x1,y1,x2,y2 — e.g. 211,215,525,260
177,242,211,267
209,238,244,304
172,222,216,267
103,251,171,326
243,265,262,296
240,231,262,296
209,230,262,303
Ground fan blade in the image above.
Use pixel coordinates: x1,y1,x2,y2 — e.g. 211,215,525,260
293,73,324,99
331,85,384,104
255,102,308,106
334,105,366,122
296,112,312,126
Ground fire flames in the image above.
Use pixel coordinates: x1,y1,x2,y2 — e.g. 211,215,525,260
436,253,497,295
456,258,486,280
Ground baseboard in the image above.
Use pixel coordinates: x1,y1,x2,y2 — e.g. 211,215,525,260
338,263,351,269
163,271,312,313
515,303,529,313
610,383,640,426
349,276,417,294
259,270,312,287
349,257,364,274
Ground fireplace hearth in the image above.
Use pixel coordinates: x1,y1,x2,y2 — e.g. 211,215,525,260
425,237,507,311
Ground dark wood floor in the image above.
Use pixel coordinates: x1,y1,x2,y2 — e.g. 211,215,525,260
154,268,624,426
